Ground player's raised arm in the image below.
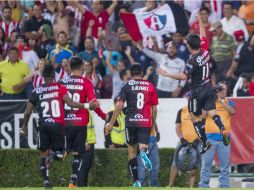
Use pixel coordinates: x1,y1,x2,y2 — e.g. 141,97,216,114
105,100,124,135
197,12,206,38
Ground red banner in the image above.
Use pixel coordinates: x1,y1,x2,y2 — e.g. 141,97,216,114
230,97,254,164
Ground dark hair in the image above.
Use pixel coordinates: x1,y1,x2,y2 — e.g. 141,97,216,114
85,36,94,44
42,64,55,78
199,6,210,14
57,31,67,38
69,56,84,70
223,1,233,8
186,33,200,50
3,6,11,12
119,69,128,80
8,47,19,53
130,63,142,77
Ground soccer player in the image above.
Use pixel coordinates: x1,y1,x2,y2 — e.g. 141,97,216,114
105,64,158,187
20,64,98,189
60,56,107,188
157,14,230,154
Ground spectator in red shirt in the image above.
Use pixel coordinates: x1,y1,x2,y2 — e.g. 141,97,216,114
190,7,213,46
0,6,18,39
72,0,117,39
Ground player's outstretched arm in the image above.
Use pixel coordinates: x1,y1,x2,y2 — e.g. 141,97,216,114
105,100,124,135
197,12,206,38
63,94,99,110
157,68,187,80
20,102,34,136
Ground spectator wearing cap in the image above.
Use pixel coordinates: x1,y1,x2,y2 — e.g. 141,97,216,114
0,6,19,39
23,4,52,40
47,31,76,65
226,29,254,79
139,41,186,98
190,7,213,46
0,47,30,99
210,20,236,83
38,24,55,58
221,2,249,41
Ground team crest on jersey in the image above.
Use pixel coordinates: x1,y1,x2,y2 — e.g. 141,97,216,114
143,14,166,31
45,118,55,123
134,114,143,119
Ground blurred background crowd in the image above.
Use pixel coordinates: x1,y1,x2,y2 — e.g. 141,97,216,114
0,0,254,100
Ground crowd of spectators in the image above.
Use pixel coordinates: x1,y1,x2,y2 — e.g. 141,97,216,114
0,0,254,100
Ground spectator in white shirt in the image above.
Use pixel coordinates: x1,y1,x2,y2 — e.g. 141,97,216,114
138,41,186,98
221,2,249,41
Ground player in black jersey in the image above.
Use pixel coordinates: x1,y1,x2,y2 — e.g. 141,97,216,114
20,64,98,189
157,14,229,154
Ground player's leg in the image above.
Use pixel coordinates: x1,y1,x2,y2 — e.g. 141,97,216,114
188,97,210,153
138,127,152,171
125,127,140,187
205,89,230,146
68,126,87,187
38,126,51,188
50,124,66,161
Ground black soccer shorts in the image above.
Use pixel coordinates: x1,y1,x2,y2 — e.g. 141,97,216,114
38,124,65,152
65,126,87,154
125,126,151,145
188,85,216,116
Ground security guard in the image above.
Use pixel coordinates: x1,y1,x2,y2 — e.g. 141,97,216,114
105,98,126,148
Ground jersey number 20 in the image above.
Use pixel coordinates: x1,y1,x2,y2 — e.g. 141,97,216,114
41,100,60,118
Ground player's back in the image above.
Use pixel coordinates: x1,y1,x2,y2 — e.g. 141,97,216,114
60,75,92,126
185,37,211,90
30,82,67,126
119,79,158,128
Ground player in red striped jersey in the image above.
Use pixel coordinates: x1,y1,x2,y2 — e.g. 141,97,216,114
60,56,107,188
21,64,98,189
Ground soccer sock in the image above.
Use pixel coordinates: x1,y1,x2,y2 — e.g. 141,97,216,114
213,115,225,132
128,157,138,182
193,121,207,145
70,155,82,184
40,157,48,182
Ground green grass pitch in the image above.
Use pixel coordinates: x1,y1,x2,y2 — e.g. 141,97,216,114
0,188,252,190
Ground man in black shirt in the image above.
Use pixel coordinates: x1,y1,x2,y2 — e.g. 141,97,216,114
23,5,52,40
157,14,229,154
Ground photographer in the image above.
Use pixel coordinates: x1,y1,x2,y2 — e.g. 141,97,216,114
169,105,200,187
199,81,236,188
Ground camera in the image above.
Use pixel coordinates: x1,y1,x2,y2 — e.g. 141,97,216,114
215,84,223,92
